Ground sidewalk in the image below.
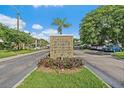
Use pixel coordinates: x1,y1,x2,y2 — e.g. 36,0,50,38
0,49,49,62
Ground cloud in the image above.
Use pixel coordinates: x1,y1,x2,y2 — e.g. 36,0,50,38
43,5,63,8
33,5,41,8
73,35,79,39
32,5,63,8
51,5,63,7
31,28,58,41
32,24,43,30
23,30,30,34
0,14,26,30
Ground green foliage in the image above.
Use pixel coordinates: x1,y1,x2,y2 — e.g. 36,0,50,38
0,50,16,58
0,23,33,49
0,49,36,58
38,57,85,69
113,51,124,59
73,38,80,46
80,6,124,46
18,68,108,88
0,23,48,50
38,39,49,47
52,18,72,34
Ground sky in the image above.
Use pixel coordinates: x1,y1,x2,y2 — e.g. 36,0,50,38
0,5,100,41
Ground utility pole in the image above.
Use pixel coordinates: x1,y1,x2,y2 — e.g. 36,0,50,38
17,12,20,31
10,6,21,50
11,6,20,31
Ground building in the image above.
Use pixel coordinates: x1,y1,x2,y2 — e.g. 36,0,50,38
0,39,3,43
50,35,73,59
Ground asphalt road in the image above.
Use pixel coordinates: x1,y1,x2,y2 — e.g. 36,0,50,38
1,49,123,88
0,50,49,88
75,50,124,88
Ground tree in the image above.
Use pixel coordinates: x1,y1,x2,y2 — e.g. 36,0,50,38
38,39,48,47
80,6,124,46
0,23,48,50
73,38,80,46
52,18,72,34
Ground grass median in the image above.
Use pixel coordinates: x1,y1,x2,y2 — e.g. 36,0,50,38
18,67,108,88
0,49,37,58
113,51,124,59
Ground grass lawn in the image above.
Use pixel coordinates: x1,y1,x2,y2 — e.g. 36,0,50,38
18,68,108,88
113,51,124,59
0,49,37,58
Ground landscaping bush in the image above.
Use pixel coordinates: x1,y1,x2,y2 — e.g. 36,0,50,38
37,57,85,69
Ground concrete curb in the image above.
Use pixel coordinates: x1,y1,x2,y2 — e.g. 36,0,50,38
12,67,37,88
13,66,111,88
84,66,111,88
111,55,124,62
0,49,49,62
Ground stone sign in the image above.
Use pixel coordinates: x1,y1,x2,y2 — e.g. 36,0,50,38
50,35,73,59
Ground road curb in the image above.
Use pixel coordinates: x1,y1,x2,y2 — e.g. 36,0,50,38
111,55,124,62
84,66,111,88
13,64,111,88
12,67,37,88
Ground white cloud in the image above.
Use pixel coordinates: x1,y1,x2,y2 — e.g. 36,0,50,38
32,24,43,30
31,28,58,41
0,14,26,30
32,5,63,8
43,5,63,8
23,30,30,34
52,5,63,7
72,34,79,39
33,5,41,8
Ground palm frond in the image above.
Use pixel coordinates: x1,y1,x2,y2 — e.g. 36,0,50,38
51,18,71,34
63,23,72,28
51,18,62,26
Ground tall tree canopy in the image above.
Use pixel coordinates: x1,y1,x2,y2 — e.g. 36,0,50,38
80,6,124,46
0,23,48,50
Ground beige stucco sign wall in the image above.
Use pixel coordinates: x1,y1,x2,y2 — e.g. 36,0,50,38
50,35,73,59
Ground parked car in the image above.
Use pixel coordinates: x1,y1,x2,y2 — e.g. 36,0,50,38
90,44,99,50
103,44,122,52
74,44,90,50
74,45,81,50
46,45,50,49
96,46,104,51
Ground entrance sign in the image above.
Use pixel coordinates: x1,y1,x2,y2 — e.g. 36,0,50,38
50,35,73,59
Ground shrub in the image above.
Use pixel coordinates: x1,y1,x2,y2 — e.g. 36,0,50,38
37,57,85,69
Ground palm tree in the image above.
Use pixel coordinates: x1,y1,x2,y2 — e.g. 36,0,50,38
52,18,72,34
